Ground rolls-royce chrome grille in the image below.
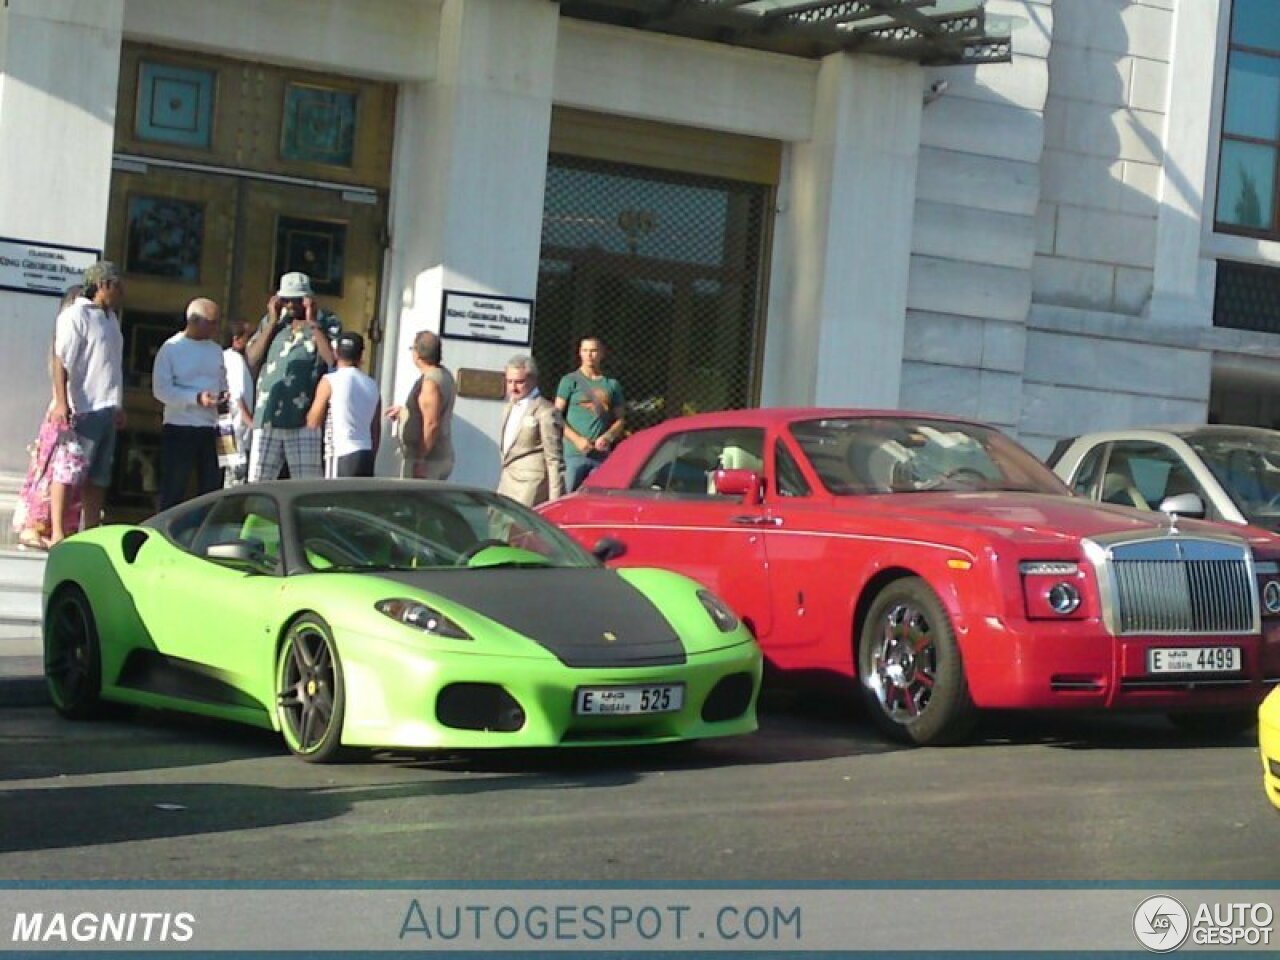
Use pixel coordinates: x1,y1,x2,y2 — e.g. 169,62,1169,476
1091,537,1257,636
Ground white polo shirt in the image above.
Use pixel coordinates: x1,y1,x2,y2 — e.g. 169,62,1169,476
53,296,124,414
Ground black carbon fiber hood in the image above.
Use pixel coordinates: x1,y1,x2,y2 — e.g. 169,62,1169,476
373,568,686,667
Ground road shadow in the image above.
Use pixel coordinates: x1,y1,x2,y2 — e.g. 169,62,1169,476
758,668,1260,752
0,759,642,854
0,707,282,782
2,675,905,785
972,710,1258,751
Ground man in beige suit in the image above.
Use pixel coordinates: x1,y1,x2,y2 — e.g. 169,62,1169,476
497,355,564,507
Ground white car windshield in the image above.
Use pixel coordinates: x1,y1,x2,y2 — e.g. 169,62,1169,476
1185,430,1280,530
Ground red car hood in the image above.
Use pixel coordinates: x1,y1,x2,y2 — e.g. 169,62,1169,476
841,491,1258,545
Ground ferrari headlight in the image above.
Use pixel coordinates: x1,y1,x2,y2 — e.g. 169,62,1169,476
375,599,472,639
697,589,740,632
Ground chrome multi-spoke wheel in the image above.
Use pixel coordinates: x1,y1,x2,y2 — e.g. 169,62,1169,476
858,577,975,745
44,586,103,719
867,601,936,722
276,615,346,762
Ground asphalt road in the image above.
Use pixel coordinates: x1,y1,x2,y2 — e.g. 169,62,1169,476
1,692,1274,882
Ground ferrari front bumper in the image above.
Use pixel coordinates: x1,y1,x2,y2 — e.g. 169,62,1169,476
336,631,762,750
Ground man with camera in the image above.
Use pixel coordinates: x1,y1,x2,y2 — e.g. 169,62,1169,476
244,271,339,482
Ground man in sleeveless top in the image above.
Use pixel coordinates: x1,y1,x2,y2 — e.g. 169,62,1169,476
387,330,455,480
306,332,380,477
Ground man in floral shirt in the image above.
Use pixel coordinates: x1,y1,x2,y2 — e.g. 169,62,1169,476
244,272,338,481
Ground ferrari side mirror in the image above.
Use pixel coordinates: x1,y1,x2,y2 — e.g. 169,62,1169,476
206,539,273,573
592,536,627,563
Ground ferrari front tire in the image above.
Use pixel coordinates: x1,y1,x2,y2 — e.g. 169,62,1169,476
44,585,104,720
275,614,347,763
857,577,976,746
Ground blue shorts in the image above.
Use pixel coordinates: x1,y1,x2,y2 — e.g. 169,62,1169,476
74,408,118,488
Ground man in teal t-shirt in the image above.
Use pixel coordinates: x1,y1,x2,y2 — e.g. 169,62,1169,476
554,335,626,492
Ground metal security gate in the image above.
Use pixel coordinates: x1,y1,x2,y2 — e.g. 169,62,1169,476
535,154,772,433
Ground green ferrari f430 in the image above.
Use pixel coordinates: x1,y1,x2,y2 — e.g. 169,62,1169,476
42,480,761,762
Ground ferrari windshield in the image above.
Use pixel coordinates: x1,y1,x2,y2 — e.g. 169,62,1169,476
293,489,596,572
1184,429,1280,530
789,417,1068,496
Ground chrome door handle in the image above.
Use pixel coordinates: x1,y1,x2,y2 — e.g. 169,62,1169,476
731,515,781,526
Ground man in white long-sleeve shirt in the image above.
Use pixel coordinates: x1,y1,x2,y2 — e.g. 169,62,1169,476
153,298,227,510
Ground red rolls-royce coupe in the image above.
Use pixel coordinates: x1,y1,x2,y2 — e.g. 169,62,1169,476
540,409,1280,745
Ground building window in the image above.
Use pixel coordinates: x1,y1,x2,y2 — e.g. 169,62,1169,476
1214,259,1280,332
1216,0,1280,236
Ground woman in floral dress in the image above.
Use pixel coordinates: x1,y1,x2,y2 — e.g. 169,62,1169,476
12,287,88,550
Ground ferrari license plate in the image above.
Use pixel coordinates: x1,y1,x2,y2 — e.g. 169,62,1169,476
574,684,684,716
1147,646,1241,674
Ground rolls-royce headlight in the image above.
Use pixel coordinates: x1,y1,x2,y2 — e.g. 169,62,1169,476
1047,582,1082,615
1264,580,1280,616
376,599,472,639
1255,562,1280,617
697,590,740,632
1020,561,1089,620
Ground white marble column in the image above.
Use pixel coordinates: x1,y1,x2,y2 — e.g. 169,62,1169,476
1146,0,1222,328
764,53,923,408
378,0,558,485
0,0,123,477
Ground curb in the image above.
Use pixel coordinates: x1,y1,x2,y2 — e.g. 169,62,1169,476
0,673,48,708
0,652,47,708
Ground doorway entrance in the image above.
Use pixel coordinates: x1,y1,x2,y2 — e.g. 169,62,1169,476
535,154,772,434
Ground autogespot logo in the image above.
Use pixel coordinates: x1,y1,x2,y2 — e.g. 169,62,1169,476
1134,896,1190,952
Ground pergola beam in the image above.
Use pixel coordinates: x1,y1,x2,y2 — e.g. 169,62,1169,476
553,0,1012,65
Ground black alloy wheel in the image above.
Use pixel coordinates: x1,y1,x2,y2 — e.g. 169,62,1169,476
275,614,347,763
44,585,103,720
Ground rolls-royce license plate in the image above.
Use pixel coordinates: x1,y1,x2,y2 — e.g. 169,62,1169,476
1147,647,1241,674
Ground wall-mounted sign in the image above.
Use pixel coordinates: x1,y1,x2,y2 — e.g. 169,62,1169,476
0,237,101,297
455,368,507,401
441,290,534,346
